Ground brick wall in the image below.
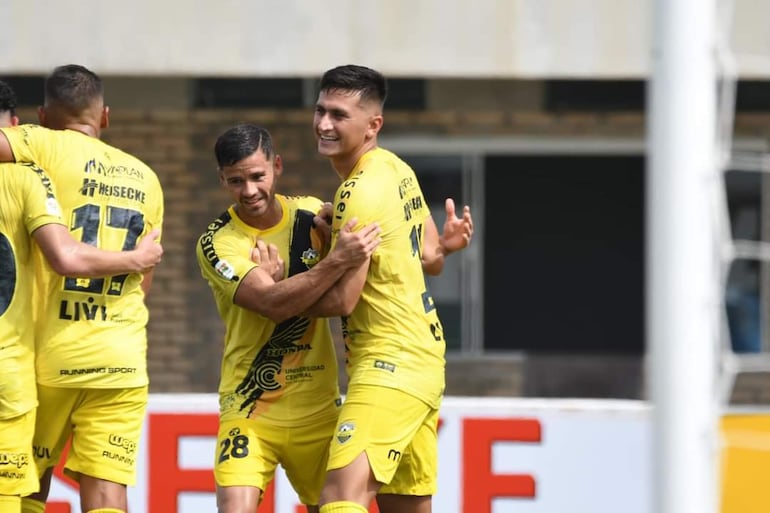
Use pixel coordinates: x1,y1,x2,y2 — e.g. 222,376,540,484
17,105,770,402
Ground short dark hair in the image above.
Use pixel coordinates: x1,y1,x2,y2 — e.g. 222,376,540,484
45,64,103,113
319,64,387,107
214,124,275,168
0,79,17,116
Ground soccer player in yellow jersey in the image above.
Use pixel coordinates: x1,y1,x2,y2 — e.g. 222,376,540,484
0,66,165,513
196,124,381,513
0,80,162,513
310,65,473,513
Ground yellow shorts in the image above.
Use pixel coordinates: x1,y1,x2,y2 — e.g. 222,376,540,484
33,385,147,485
0,409,39,497
215,414,337,506
327,384,439,496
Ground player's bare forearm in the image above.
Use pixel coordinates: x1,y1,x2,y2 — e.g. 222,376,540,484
303,261,368,317
140,268,156,297
236,250,351,322
236,219,379,322
34,224,163,277
421,216,446,276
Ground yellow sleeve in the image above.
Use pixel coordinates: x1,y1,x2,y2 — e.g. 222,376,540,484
18,163,66,234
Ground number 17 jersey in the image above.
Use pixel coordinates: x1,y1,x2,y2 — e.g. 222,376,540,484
0,125,164,388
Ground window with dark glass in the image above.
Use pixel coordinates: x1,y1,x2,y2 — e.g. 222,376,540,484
483,155,645,353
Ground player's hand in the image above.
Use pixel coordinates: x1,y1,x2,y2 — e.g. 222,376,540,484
315,202,333,226
331,217,381,267
134,228,163,271
313,202,333,249
251,240,284,281
439,198,473,254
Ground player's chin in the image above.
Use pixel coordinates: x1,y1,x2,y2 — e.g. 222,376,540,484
317,140,338,157
241,203,265,218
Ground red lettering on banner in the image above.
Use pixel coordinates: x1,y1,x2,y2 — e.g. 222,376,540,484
45,505,71,513
463,418,540,513
261,479,276,513
145,413,448,513
45,439,77,513
45,503,72,513
148,414,216,513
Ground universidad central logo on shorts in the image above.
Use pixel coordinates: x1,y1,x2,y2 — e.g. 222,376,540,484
336,422,355,444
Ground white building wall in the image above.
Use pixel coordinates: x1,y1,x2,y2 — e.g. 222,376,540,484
3,0,767,78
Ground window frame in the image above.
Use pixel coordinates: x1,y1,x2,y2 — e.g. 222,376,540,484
381,135,768,356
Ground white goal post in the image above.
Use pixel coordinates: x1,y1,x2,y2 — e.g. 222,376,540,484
647,1,722,512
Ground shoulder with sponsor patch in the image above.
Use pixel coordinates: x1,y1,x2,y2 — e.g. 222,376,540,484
18,162,63,217
197,210,240,282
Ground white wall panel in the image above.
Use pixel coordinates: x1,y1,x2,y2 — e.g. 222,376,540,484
2,0,768,77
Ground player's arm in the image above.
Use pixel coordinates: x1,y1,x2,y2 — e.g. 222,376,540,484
140,269,156,296
421,198,473,276
233,219,379,323
32,224,163,277
302,183,378,316
303,258,369,317
313,202,333,258
141,186,164,297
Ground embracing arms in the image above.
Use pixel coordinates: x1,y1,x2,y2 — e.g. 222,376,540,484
233,219,380,323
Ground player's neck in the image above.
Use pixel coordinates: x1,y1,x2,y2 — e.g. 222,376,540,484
65,123,100,138
45,122,100,139
332,142,378,180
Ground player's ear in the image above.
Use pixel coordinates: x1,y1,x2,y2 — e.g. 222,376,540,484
101,105,110,129
273,154,283,178
10,115,19,127
366,114,383,140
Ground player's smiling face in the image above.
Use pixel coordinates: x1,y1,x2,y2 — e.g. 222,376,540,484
220,148,282,228
313,88,382,174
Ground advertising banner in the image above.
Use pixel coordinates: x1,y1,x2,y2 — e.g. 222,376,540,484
41,395,767,513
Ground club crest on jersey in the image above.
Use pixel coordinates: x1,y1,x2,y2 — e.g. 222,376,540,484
215,259,235,280
300,247,320,268
336,422,355,444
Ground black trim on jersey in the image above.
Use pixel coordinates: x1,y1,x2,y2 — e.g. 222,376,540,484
198,210,240,282
287,210,316,278
0,234,15,316
236,208,317,416
22,162,57,200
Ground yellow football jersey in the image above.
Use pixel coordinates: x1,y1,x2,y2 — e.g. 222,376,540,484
196,194,341,427
331,147,446,408
0,125,164,388
0,162,65,418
